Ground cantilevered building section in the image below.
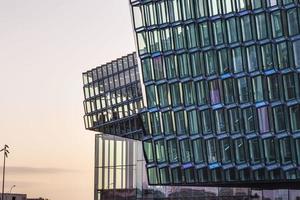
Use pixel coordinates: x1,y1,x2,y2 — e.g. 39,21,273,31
82,53,144,140
130,0,300,187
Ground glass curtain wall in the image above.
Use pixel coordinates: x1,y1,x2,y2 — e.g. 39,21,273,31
130,0,300,187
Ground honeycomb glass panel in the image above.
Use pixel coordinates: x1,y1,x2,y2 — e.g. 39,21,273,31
227,17,238,44
175,110,187,135
214,109,226,134
162,111,174,135
271,11,283,38
257,107,270,133
249,138,262,164
243,107,256,133
167,139,179,163
196,81,209,105
220,138,232,164
148,167,158,184
267,75,280,102
206,139,218,164
155,140,166,163
187,110,199,135
279,137,293,165
144,140,154,163
171,167,184,183
160,167,171,184
228,108,241,133
238,77,251,103
201,109,212,134
263,138,277,164
287,8,299,36
273,106,286,133
293,40,300,68
183,81,196,106
150,112,161,135
190,52,203,77
193,138,204,163
185,168,196,183
209,80,221,105
165,55,178,79
180,139,192,163
234,138,246,164
290,105,300,132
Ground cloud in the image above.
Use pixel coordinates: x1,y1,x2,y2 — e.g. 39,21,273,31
5,166,79,174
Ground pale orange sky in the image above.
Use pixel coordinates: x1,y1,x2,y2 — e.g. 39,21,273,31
0,0,135,199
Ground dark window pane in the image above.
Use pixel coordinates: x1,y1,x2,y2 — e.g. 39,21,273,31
283,73,297,100
258,107,270,133
214,109,226,134
167,139,179,163
220,138,232,163
144,140,154,162
162,111,174,135
155,140,166,163
273,106,286,132
175,111,187,135
271,11,283,38
223,78,235,104
196,81,209,105
193,139,204,163
290,105,300,132
277,42,289,69
280,137,293,164
150,112,161,135
210,80,221,105
287,8,299,36
201,109,212,134
207,139,218,163
160,168,171,184
180,140,192,163
148,167,158,184
252,76,264,102
241,15,253,41
249,138,262,164
158,83,169,108
170,83,182,107
228,108,240,133
256,13,268,40
263,138,276,164
165,55,178,79
243,107,256,133
238,77,251,103
171,167,183,183
267,75,280,101
235,138,246,164
183,82,196,106
227,18,238,43
188,110,199,135
233,47,244,73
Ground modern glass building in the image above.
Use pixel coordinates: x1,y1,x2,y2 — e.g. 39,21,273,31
94,134,300,200
129,0,300,187
82,53,144,140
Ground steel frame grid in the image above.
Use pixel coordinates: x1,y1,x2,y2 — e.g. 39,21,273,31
82,52,144,140
129,0,300,187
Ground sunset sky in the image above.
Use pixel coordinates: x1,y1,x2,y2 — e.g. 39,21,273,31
0,0,135,199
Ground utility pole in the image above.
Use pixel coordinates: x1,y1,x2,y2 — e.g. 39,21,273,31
1,145,9,200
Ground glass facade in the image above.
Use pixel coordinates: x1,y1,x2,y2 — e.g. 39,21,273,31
95,134,300,200
130,0,300,187
82,53,144,139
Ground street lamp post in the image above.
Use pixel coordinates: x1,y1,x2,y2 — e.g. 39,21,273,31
1,145,9,200
9,185,15,194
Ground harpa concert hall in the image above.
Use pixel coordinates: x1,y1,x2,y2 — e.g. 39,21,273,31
83,0,300,199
